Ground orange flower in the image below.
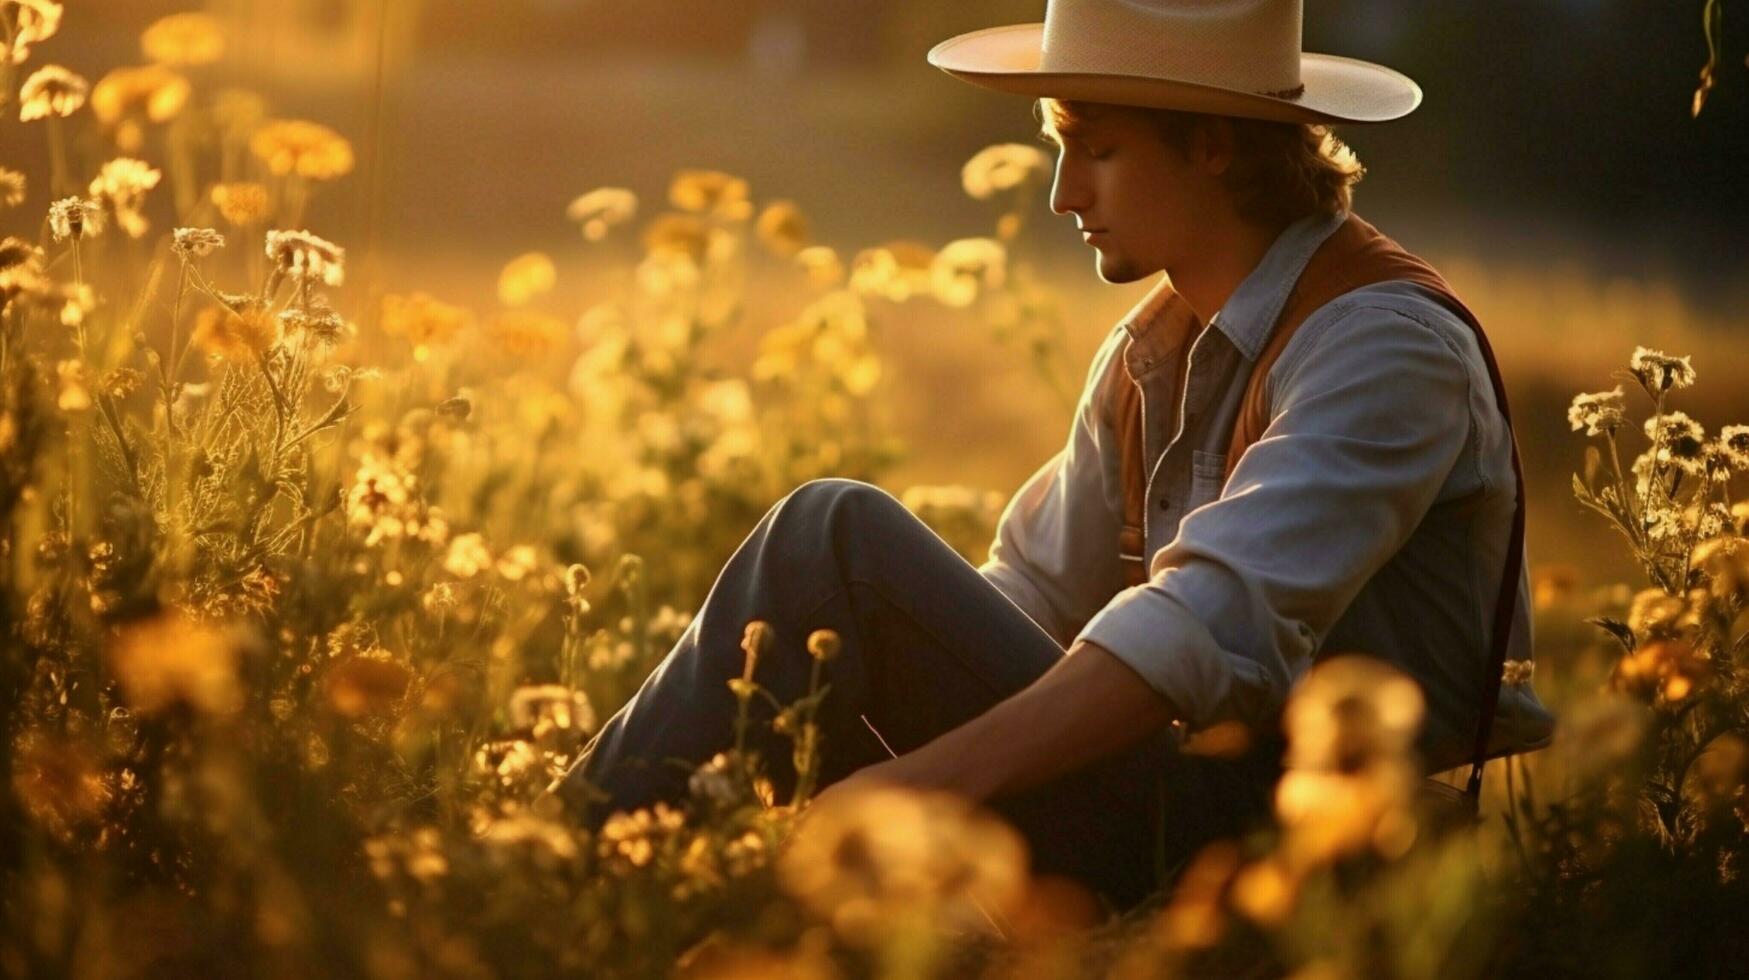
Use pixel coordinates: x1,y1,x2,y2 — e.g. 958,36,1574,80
107,611,242,715
191,300,280,362
249,119,354,180
325,652,413,718
140,12,225,67
210,181,268,227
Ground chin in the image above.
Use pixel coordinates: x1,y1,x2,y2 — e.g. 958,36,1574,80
1095,253,1152,285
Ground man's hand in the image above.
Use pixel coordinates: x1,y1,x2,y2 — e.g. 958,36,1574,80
806,639,1178,812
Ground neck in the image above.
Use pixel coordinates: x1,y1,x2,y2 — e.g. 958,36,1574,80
1166,215,1291,326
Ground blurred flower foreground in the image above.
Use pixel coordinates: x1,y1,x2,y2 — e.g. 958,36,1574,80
3,6,1749,979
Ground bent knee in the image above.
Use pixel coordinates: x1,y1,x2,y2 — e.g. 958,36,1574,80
779,478,908,534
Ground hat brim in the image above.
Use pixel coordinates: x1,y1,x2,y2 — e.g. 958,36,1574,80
928,23,1421,125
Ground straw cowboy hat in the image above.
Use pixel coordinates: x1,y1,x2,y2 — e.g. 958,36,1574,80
927,0,1421,124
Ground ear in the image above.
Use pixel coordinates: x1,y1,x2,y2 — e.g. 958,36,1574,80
1192,117,1237,176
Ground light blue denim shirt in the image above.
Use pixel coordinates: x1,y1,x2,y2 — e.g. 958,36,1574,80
979,208,1555,773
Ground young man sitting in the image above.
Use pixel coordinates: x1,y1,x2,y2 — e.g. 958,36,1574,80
557,0,1555,912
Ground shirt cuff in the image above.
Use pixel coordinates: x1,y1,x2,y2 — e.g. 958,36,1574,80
1076,583,1247,731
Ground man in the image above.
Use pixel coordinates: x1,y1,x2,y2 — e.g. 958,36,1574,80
559,0,1554,911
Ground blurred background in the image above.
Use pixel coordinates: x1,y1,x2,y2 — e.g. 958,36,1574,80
15,0,1749,581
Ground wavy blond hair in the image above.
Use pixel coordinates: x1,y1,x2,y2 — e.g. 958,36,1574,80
1039,98,1366,229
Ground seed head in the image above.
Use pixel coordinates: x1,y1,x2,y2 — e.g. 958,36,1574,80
171,226,225,259
740,620,772,682
18,64,88,121
806,629,841,663
210,182,268,227
265,228,345,287
47,197,104,242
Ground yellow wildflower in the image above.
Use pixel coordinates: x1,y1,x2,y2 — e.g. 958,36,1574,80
106,611,242,716
0,168,24,208
191,300,280,362
961,143,1052,200
1269,656,1431,869
508,685,597,739
597,804,682,873
668,168,751,220
17,64,86,121
754,199,810,257
1,239,46,307
324,652,413,718
0,236,35,269
1283,655,1424,773
140,12,225,67
380,291,471,357
57,282,92,328
101,367,142,399
1275,761,1421,867
54,359,88,411
91,63,190,127
565,187,637,241
12,738,110,845
2,0,62,65
930,236,1006,307
794,245,843,287
346,451,423,546
642,212,711,262
88,157,161,238
494,544,539,582
496,251,556,307
1531,563,1578,610
1502,659,1535,686
780,784,1027,945
443,533,491,579
485,310,567,357
249,119,355,180
849,241,934,302
484,813,580,865
210,181,269,227
1612,638,1709,704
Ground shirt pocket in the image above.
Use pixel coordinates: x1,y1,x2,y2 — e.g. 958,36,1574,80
1189,450,1229,511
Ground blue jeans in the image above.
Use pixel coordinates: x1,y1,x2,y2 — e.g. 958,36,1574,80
557,479,1281,911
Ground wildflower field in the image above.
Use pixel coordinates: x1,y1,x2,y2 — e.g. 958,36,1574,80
3,5,1749,978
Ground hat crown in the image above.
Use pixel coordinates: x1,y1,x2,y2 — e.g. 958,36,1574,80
1040,0,1304,95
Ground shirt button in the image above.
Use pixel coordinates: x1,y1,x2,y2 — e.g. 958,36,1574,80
1159,498,1170,511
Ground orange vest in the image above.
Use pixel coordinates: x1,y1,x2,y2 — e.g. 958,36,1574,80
1105,211,1525,794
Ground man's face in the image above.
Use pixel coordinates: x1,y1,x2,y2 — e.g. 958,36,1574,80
1041,103,1225,284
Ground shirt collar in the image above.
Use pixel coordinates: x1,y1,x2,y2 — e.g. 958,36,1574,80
1211,207,1348,360
1118,208,1349,371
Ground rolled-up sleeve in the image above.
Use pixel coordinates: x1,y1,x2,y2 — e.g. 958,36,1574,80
978,326,1130,646
1076,304,1474,730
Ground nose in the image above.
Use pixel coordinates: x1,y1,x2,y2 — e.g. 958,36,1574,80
1048,152,1089,218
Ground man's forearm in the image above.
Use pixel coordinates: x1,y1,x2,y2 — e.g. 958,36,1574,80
888,639,1178,801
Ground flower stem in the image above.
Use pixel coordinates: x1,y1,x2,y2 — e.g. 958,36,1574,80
46,114,71,197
